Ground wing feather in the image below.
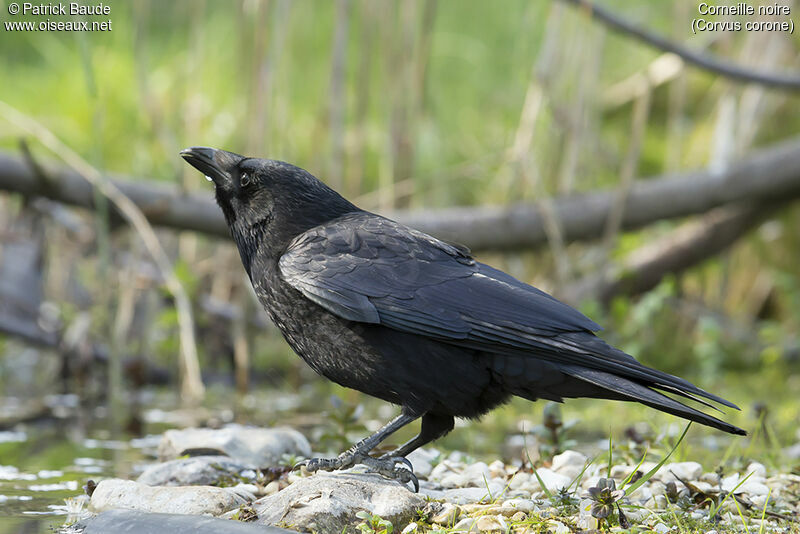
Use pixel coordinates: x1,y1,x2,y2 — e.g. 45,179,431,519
278,212,738,413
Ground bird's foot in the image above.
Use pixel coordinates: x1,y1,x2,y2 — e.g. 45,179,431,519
295,451,418,492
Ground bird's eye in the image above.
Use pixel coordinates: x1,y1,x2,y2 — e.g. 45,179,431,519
241,172,251,187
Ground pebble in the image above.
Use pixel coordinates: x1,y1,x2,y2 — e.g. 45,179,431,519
501,498,536,513
547,520,570,534
510,511,526,522
406,448,438,479
78,429,800,534
475,514,506,532
550,450,587,479
430,502,461,525
577,498,597,530
530,468,570,492
401,522,418,534
747,462,767,478
660,461,703,482
452,517,480,533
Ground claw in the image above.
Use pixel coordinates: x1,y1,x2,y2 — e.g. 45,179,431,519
401,470,420,493
292,459,309,471
395,456,414,472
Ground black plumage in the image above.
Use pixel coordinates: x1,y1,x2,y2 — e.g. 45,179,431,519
181,146,745,488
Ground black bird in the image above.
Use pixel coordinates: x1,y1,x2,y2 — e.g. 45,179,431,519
181,147,745,490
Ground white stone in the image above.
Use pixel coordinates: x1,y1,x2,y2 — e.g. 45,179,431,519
609,464,635,479
429,459,463,482
653,522,670,533
738,480,770,496
158,425,311,467
137,456,252,487
401,522,418,533
548,520,570,534
577,498,598,530
462,462,491,487
551,451,587,472
721,473,741,492
441,486,500,505
406,448,438,479
660,462,702,482
487,460,506,479
253,472,424,533
452,517,480,533
507,471,531,490
431,502,461,525
500,498,536,512
531,468,570,492
747,462,767,478
475,514,506,532
90,479,247,516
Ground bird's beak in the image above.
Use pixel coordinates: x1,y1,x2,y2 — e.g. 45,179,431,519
180,146,230,185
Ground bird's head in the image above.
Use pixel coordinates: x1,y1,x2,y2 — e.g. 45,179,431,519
180,146,358,261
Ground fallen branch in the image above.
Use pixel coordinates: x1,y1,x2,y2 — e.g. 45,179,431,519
1,138,800,251
565,202,782,305
559,0,800,91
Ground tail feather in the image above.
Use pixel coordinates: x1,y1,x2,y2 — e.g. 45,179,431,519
560,365,747,436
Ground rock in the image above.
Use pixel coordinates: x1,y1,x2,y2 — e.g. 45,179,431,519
431,502,461,525
462,462,491,486
440,487,498,505
547,520,570,534
137,456,253,487
501,498,536,513
737,480,770,496
475,514,506,531
75,509,294,533
429,459,464,483
660,462,702,482
158,425,310,466
90,479,248,516
551,451,587,473
577,498,598,530
252,472,424,533
510,511,527,522
452,517,480,533
653,522,670,533
530,468,570,492
401,522,418,533
747,462,767,478
488,460,506,479
406,448,438,479
610,464,635,479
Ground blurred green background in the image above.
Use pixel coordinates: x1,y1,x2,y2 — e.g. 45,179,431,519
1,1,799,531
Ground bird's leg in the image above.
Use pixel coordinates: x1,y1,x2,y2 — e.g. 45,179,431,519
380,413,455,458
296,412,420,490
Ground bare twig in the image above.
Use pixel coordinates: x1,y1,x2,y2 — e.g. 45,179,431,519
559,0,800,90
0,100,205,404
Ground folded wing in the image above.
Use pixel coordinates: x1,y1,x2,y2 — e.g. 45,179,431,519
279,211,744,434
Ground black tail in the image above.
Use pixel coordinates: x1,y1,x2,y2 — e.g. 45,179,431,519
560,364,746,435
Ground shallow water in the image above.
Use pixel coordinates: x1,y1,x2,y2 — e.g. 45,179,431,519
0,424,152,533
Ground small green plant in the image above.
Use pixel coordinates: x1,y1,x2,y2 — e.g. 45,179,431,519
585,478,625,529
355,511,393,534
320,396,368,452
529,402,578,459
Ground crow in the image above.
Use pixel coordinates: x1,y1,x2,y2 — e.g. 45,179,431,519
181,147,745,491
